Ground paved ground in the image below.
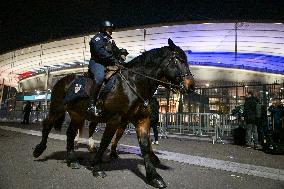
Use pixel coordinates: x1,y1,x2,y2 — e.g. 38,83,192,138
0,122,284,189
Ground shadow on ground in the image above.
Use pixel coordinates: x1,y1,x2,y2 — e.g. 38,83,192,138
34,146,171,183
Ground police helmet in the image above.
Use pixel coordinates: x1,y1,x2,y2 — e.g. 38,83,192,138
100,20,115,29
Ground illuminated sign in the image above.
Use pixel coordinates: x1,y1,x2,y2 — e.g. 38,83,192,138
23,94,51,101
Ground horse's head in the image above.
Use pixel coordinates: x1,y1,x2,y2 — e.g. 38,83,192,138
160,39,195,94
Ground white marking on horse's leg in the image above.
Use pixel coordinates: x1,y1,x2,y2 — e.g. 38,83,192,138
74,130,80,144
89,136,96,149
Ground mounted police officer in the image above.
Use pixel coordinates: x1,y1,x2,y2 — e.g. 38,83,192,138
87,20,121,117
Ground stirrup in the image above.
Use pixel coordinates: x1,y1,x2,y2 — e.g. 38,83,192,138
93,106,102,116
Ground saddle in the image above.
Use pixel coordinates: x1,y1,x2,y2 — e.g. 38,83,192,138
63,65,120,104
105,65,120,80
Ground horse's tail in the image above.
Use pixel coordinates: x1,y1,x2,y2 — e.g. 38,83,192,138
47,74,77,131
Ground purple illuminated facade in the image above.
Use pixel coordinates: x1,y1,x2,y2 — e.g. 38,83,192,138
187,51,284,74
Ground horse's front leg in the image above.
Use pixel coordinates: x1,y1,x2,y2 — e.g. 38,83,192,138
149,139,161,166
92,118,118,178
136,117,166,188
33,117,52,158
66,119,84,169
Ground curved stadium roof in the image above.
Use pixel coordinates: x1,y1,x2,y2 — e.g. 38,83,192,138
0,22,284,88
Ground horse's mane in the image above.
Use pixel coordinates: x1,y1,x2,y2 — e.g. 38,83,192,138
124,44,187,68
124,46,170,68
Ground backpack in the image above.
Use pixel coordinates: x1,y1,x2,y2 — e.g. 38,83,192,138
263,129,284,154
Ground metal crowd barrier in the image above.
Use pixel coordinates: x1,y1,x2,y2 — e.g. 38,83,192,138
87,112,239,143
0,110,48,123
157,113,239,143
0,110,239,143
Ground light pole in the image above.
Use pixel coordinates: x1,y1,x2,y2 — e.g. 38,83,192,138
0,78,5,110
44,66,50,112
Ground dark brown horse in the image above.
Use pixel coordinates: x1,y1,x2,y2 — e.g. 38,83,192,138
33,39,195,188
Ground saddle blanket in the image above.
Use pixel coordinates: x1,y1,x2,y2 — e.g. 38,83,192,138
63,74,116,104
64,76,93,104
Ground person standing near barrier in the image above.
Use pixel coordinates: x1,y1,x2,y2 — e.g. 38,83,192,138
22,101,32,124
268,99,284,131
243,91,261,149
150,97,160,145
36,102,42,122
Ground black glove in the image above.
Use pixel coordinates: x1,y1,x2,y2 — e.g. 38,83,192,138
114,59,121,65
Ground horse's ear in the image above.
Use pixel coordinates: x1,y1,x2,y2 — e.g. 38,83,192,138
168,38,177,50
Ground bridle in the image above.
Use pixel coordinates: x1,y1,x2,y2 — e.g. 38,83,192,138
117,50,193,106
124,51,192,89
161,51,194,91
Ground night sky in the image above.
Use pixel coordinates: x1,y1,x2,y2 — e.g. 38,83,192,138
1,0,284,54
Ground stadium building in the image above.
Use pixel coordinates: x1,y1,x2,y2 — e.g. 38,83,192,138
0,22,284,113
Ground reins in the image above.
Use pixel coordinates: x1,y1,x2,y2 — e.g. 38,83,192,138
118,61,181,89
117,71,149,106
115,59,183,106
100,49,192,106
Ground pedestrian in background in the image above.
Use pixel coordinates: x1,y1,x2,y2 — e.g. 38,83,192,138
36,102,42,122
243,91,262,149
150,97,160,145
268,99,284,131
22,101,32,124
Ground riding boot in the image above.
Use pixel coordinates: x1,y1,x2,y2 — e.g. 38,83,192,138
86,82,103,117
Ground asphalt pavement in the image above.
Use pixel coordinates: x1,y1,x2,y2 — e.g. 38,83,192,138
0,122,283,189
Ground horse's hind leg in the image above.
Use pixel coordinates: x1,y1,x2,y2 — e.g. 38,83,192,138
33,118,52,158
92,119,119,177
66,118,84,169
135,117,166,188
33,112,64,158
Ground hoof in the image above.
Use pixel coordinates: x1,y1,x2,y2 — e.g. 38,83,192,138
148,177,167,188
92,166,107,178
33,144,47,158
67,161,81,169
109,152,119,159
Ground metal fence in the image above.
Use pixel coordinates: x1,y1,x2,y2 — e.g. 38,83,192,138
158,113,239,142
0,110,48,123
0,110,239,143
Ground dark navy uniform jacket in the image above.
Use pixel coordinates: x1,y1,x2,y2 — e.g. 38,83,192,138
88,32,120,83
89,32,119,66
